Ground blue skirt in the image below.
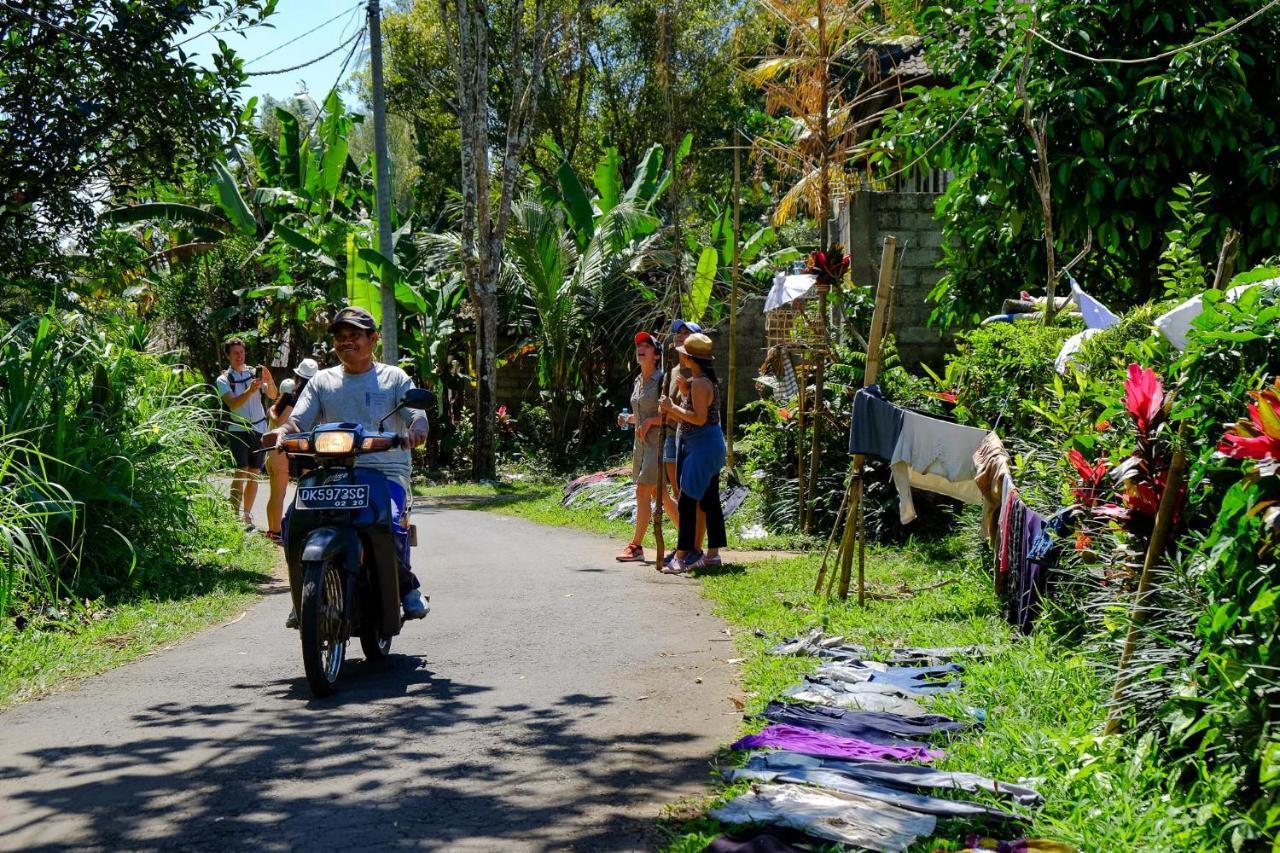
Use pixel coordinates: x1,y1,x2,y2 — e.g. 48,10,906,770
676,426,726,501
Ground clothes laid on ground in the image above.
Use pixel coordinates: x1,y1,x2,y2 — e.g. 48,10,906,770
710,784,936,852
740,751,1044,807
814,661,963,696
952,836,1079,852
784,682,930,717
767,629,987,666
890,411,990,524
703,827,810,853
728,766,1021,822
848,386,904,458
761,702,970,743
731,724,944,763
973,432,1013,543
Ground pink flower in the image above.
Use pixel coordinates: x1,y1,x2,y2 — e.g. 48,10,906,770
1218,379,1280,461
1124,363,1165,433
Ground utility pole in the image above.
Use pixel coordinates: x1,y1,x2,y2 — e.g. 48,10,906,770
368,0,398,363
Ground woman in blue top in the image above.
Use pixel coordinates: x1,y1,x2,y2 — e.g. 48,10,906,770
658,332,727,573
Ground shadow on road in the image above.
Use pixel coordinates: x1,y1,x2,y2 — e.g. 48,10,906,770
3,653,713,851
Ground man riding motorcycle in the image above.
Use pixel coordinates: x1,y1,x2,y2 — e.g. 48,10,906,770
266,306,430,628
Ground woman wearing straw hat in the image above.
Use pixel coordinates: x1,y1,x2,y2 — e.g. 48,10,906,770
263,359,318,545
616,332,678,562
658,332,727,573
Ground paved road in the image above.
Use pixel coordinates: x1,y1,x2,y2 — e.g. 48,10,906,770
0,495,740,851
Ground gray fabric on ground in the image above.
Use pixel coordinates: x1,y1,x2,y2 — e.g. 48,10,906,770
727,766,1021,821
784,682,930,717
710,783,935,852
743,752,1044,807
767,629,987,664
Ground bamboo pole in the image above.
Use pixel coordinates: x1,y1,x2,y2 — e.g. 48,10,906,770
1104,425,1190,735
835,235,897,602
795,362,807,528
726,141,742,472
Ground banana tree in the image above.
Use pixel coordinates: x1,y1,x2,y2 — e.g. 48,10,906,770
680,197,790,327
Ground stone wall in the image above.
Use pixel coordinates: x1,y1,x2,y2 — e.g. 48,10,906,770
840,189,951,368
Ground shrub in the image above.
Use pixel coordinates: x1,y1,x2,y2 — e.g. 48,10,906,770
0,313,232,622
940,320,1079,435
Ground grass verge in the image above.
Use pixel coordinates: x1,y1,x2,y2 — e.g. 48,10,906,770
0,522,276,709
661,540,1236,851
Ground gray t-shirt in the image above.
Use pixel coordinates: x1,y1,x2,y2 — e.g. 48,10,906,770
215,367,268,432
290,362,425,492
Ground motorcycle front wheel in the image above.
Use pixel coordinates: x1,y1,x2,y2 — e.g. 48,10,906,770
300,558,347,697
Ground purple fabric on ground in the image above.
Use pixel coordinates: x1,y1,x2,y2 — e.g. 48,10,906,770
732,724,944,762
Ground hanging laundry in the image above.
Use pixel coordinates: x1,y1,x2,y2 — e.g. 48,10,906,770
703,827,811,853
890,411,990,523
732,724,944,762
761,702,970,743
973,432,1013,543
727,766,1022,822
848,385,904,459
710,784,936,852
740,751,1045,807
1011,509,1051,633
1069,277,1120,330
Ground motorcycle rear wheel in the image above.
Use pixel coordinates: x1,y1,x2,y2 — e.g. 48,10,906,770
300,558,347,697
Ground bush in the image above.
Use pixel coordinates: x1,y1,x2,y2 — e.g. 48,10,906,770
0,313,232,622
941,320,1079,435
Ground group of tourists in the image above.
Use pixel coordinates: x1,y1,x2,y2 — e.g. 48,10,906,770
617,318,728,574
214,337,318,545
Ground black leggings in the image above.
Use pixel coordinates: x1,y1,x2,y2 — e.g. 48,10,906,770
678,472,727,552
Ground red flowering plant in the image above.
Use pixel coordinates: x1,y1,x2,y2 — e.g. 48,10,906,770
1108,363,1183,530
805,242,850,288
1217,376,1280,474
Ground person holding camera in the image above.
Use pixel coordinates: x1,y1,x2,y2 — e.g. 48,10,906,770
216,337,277,529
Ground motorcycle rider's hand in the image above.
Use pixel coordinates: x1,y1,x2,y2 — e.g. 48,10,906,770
264,426,288,452
405,419,428,450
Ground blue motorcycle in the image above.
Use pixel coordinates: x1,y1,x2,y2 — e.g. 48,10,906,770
275,388,432,697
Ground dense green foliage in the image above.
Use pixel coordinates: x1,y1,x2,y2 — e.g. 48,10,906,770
0,314,234,622
0,0,274,297
879,0,1280,327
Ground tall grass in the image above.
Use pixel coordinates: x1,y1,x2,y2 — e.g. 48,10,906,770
0,312,229,623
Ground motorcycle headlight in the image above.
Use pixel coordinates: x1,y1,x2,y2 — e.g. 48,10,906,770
314,431,355,455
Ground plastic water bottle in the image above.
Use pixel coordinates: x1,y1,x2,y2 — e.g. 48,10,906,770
620,407,632,430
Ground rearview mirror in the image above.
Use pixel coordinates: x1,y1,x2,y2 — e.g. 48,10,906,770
400,388,435,411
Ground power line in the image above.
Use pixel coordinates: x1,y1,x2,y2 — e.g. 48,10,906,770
301,24,367,139
246,2,364,65
247,27,364,78
1029,0,1280,65
0,0,92,42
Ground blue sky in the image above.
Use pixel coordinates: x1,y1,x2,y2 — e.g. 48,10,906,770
189,0,371,107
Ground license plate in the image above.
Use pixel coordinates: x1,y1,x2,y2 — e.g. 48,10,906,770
296,484,370,510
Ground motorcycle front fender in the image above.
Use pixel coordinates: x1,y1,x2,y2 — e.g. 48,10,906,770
301,526,361,567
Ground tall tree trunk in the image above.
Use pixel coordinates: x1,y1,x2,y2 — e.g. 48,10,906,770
441,0,550,481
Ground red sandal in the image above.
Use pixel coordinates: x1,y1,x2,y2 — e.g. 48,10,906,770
616,543,645,562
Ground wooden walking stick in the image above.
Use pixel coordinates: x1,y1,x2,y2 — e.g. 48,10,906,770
835,235,897,602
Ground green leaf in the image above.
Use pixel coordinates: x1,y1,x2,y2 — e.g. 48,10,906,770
683,246,718,324
211,160,256,236
624,143,665,209
276,108,303,191
741,226,776,263
593,147,622,215
557,160,595,246
101,202,229,232
346,231,380,325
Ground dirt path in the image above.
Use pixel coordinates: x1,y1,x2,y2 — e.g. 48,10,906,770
0,498,740,851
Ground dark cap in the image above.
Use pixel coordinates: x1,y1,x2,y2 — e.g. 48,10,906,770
329,306,377,333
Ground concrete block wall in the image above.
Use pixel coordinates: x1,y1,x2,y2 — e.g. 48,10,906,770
842,190,952,368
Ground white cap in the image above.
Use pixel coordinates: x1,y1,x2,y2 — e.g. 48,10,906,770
295,358,319,379
279,378,297,395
